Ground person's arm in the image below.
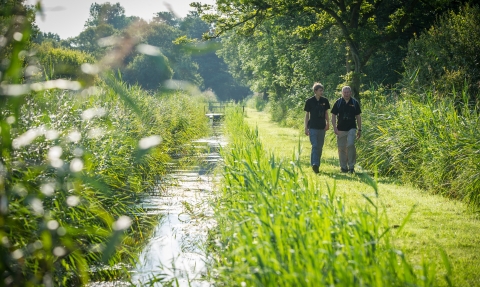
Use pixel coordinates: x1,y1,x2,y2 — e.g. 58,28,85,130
304,112,310,135
332,114,338,135
356,114,362,139
324,110,330,131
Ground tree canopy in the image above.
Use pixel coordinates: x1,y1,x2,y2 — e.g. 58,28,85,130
85,2,129,30
402,4,480,101
27,2,251,100
200,0,472,101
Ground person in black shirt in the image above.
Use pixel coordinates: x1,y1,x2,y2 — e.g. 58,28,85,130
303,82,331,174
331,86,362,173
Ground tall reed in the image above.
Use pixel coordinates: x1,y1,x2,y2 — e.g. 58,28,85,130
1,4,213,284
207,109,443,286
358,90,480,207
1,76,210,285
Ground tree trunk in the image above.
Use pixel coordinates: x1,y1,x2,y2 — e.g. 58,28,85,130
346,49,362,102
351,71,361,102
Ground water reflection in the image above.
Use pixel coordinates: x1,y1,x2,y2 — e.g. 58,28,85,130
130,123,225,286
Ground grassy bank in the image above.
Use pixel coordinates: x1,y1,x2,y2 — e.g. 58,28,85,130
208,107,480,286
1,75,211,285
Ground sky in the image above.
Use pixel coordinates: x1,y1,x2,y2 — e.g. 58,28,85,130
26,0,216,39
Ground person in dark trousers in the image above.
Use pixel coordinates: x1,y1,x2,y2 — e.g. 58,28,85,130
304,82,330,174
331,86,362,173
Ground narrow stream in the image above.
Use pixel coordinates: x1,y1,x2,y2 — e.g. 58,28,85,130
130,121,225,286
88,120,225,287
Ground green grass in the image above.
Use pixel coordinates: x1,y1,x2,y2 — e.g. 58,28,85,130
219,107,480,286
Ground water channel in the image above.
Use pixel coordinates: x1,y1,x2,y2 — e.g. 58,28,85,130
91,120,225,287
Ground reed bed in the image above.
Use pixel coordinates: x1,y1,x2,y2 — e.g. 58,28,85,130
207,109,444,286
1,74,210,285
358,93,480,207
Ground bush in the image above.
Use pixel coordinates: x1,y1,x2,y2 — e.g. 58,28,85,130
402,4,480,104
33,42,95,82
123,53,173,90
33,42,95,85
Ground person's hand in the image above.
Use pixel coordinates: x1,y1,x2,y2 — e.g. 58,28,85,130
325,124,330,132
356,130,362,139
305,128,309,136
334,127,339,135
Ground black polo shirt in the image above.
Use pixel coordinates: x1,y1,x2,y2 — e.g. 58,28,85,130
331,97,361,131
304,96,331,130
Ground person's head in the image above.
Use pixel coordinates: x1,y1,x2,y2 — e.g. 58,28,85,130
313,82,324,96
341,86,352,100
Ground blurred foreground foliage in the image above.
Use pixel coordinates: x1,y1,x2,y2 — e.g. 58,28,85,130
1,1,211,286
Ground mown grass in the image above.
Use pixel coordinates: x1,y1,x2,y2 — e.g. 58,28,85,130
238,107,480,286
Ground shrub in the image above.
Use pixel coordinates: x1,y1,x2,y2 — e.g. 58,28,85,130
402,4,480,104
123,53,173,90
33,42,95,83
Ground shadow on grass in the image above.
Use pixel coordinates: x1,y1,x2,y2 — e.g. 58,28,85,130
299,155,403,187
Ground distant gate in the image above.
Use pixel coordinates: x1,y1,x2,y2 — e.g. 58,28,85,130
204,102,225,121
204,102,244,121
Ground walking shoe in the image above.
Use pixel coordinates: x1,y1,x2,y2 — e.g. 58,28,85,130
312,165,319,174
349,168,355,173
341,167,348,173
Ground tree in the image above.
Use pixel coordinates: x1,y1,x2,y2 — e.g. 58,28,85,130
31,31,60,44
145,22,203,86
196,50,250,101
199,0,470,101
153,11,179,27
180,11,211,39
179,13,250,101
123,53,173,90
71,23,118,58
84,2,129,30
402,4,480,102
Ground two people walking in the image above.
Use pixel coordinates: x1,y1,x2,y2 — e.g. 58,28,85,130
304,84,362,174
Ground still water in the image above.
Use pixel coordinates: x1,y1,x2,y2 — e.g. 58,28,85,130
90,121,225,287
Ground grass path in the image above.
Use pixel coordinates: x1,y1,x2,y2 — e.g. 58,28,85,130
243,107,480,286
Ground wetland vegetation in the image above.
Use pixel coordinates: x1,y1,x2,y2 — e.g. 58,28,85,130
1,0,479,286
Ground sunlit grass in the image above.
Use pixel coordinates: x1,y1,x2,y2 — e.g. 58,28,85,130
237,106,480,286
206,108,447,286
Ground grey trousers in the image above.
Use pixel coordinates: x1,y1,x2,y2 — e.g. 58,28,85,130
337,129,357,169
